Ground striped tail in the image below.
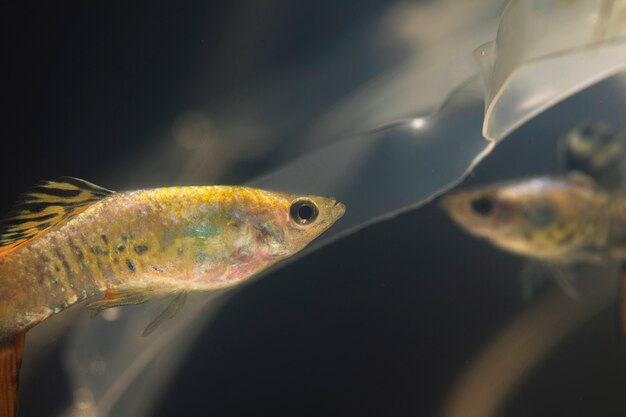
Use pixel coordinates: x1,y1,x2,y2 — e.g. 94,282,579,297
0,333,25,417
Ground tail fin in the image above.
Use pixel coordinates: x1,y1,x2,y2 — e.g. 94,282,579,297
0,333,25,417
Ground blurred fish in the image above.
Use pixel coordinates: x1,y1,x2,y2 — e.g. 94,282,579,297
440,122,626,264
440,122,626,333
440,173,616,264
0,177,344,417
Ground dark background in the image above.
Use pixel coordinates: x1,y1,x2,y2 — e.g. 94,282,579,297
2,0,400,193
3,2,626,417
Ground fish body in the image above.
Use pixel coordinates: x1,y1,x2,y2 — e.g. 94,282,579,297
440,174,626,263
0,181,345,338
440,121,626,337
441,122,626,265
0,178,344,417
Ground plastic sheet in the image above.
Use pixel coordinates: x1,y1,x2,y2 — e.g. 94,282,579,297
251,78,493,244
478,0,626,141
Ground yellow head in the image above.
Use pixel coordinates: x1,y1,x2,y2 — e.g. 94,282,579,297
253,193,346,260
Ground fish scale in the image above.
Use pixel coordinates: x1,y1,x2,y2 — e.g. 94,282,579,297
0,183,344,335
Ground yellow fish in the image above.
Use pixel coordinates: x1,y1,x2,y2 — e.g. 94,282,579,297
440,173,615,263
440,122,626,336
0,177,345,417
441,122,626,265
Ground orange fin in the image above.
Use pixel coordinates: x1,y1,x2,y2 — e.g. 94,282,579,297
0,333,25,417
88,289,187,336
87,289,152,317
0,177,114,257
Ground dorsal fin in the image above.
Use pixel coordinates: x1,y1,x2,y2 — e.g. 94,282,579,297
0,177,114,256
559,121,626,194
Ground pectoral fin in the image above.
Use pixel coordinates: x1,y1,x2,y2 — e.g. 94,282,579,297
0,332,25,417
520,260,548,301
87,289,188,337
142,292,188,336
87,289,152,317
548,264,580,299
520,261,579,300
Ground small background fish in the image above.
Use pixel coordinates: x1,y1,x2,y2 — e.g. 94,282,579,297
441,122,626,330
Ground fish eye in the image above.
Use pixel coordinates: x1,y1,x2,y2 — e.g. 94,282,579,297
470,196,494,216
290,199,319,226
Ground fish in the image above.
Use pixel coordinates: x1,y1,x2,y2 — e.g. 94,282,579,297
440,173,618,265
440,121,626,332
0,177,345,417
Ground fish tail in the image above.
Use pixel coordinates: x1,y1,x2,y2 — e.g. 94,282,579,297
0,333,25,417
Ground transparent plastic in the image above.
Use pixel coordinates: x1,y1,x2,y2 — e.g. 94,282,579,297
251,78,493,244
478,0,626,141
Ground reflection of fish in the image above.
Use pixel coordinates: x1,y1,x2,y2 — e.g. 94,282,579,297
440,122,626,333
0,177,345,417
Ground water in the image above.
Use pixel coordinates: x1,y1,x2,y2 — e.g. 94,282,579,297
149,76,626,417
5,1,626,416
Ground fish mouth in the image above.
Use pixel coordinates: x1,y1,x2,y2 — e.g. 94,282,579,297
438,195,470,229
438,195,456,213
331,199,346,220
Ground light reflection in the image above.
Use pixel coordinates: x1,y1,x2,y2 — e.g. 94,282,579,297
410,117,427,129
